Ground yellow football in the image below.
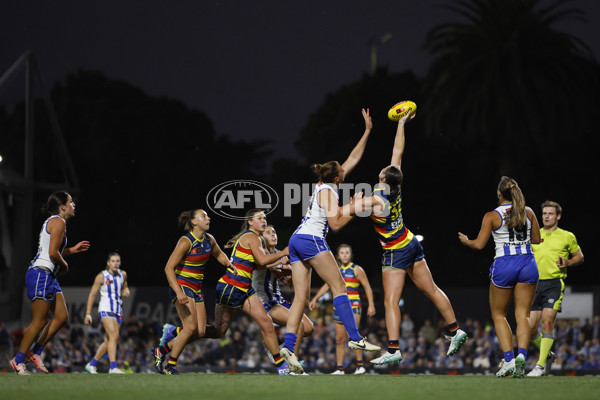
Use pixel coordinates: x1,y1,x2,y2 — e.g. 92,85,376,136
387,100,417,121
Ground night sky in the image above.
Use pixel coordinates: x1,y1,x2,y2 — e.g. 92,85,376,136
2,1,600,295
3,0,599,160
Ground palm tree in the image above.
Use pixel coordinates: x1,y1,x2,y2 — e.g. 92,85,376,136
422,0,598,168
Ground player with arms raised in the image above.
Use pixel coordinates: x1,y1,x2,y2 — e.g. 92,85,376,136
341,109,467,366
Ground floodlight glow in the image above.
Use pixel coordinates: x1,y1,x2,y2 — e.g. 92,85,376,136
415,235,424,242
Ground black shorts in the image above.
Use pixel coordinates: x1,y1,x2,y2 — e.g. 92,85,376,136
531,278,564,312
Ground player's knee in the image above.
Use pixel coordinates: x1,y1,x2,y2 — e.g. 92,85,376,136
383,296,398,309
514,309,529,321
530,325,539,335
302,319,315,337
491,310,506,320
31,317,48,330
180,325,197,337
294,292,309,305
259,316,275,332
541,319,555,333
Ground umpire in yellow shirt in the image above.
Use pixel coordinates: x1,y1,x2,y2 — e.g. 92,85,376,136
527,200,584,376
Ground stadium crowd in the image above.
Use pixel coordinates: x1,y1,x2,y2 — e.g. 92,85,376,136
2,310,599,374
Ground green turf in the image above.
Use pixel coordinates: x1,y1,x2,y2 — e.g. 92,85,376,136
1,373,599,400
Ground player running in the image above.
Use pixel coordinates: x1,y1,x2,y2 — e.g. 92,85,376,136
527,200,583,376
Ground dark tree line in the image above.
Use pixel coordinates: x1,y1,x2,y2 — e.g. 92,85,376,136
1,0,599,291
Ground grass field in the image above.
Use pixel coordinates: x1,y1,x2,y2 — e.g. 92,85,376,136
2,373,600,400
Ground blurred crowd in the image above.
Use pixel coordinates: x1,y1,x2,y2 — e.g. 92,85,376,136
1,311,599,373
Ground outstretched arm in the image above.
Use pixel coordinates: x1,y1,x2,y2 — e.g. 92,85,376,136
341,108,373,176
458,211,495,250
339,193,384,217
390,112,414,168
322,189,356,230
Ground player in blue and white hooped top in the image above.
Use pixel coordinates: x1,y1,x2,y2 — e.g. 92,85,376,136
84,252,130,374
253,225,314,358
459,176,541,378
10,191,90,376
281,109,381,374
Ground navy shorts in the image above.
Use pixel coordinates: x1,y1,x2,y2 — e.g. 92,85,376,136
381,236,425,270
289,234,330,263
215,281,256,308
26,267,62,302
99,311,123,324
489,253,538,288
531,278,564,312
169,285,204,304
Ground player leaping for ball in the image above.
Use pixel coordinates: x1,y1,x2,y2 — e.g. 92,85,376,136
281,109,381,375
340,108,467,365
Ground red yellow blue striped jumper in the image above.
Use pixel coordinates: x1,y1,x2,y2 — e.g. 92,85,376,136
370,184,414,250
174,231,211,294
340,263,361,309
218,229,257,293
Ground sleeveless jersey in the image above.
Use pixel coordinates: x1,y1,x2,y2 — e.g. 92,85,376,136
30,215,68,274
339,263,361,303
252,249,286,305
219,229,257,292
492,204,533,259
370,184,414,250
174,232,212,292
293,182,338,238
98,269,125,316
532,227,580,280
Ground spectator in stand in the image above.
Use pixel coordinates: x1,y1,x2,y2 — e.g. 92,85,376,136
592,315,600,340
582,318,593,342
401,314,415,339
473,346,491,369
419,319,436,344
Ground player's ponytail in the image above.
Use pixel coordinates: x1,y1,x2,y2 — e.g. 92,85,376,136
497,176,527,228
178,210,198,231
225,209,263,248
384,166,403,198
311,161,340,183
